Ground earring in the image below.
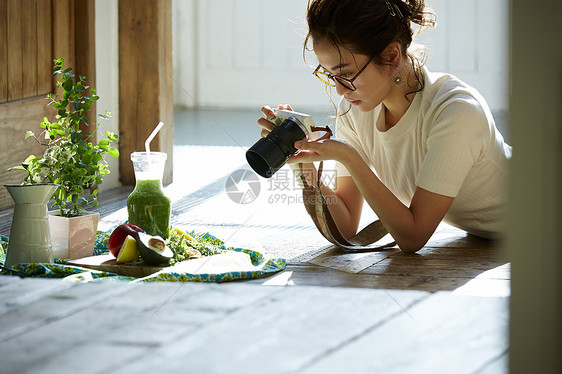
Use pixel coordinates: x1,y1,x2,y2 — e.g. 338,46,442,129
393,72,403,86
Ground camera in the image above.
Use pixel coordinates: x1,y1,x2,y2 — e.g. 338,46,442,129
246,109,327,178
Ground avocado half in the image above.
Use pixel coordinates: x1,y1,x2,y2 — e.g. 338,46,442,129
136,232,174,266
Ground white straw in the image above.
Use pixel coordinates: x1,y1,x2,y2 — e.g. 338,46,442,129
145,121,164,154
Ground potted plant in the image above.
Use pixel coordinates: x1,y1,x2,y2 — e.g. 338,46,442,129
9,58,119,259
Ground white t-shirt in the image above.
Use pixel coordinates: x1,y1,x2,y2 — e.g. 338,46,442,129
335,66,512,238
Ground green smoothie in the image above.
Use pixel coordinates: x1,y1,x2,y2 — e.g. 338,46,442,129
127,179,171,238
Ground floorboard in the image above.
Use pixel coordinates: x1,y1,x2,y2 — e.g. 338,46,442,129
0,143,510,373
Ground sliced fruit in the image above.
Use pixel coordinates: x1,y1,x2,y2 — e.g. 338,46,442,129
136,232,174,266
108,224,144,257
115,235,139,263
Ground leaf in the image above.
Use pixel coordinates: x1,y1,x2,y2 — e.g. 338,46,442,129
93,154,103,163
71,132,82,143
25,131,34,140
71,169,81,179
104,131,118,142
109,148,120,158
62,78,73,92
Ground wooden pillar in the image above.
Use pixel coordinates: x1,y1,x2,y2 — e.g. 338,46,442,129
509,0,562,372
52,0,96,140
52,0,75,87
74,0,96,139
118,0,174,186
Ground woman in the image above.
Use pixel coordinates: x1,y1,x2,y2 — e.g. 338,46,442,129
257,0,511,252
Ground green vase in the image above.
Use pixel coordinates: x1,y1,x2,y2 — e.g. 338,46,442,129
4,184,58,267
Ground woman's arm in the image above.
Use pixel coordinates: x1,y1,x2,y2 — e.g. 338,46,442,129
292,139,454,252
323,176,364,239
344,152,454,251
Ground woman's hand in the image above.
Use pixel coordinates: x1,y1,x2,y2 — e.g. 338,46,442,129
257,104,293,138
291,138,355,166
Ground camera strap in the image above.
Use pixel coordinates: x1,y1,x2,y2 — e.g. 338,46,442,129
298,162,396,252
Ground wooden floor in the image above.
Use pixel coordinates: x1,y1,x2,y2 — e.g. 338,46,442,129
0,277,508,374
0,145,510,373
260,226,510,296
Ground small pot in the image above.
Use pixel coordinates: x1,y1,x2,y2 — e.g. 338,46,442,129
48,211,100,259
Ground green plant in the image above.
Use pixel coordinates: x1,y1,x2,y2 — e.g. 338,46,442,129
10,58,119,217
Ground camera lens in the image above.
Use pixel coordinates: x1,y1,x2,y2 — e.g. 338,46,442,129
246,117,307,178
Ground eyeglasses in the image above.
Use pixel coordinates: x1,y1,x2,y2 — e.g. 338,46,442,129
313,55,375,91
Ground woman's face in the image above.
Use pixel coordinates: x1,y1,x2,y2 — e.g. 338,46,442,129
313,38,393,112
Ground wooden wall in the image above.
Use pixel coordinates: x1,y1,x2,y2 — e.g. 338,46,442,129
0,0,56,209
0,0,96,209
0,0,53,103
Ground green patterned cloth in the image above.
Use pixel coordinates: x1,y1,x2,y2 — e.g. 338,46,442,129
0,229,286,283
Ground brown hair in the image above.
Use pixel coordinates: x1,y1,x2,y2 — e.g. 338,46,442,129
304,0,436,99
